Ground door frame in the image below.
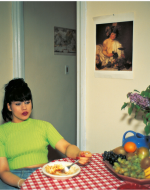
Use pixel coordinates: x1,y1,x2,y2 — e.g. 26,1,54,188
77,2,87,150
12,2,25,79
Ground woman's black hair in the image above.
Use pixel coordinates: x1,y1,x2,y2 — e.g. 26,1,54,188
2,78,33,122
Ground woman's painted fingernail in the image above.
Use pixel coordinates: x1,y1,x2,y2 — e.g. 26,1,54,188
76,157,80,159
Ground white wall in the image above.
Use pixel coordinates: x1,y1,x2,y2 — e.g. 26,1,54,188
86,1,150,153
0,2,13,124
24,2,77,145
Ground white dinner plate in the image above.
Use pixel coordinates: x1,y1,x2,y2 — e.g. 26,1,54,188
42,161,81,180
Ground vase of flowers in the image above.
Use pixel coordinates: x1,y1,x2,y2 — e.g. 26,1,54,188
121,85,150,135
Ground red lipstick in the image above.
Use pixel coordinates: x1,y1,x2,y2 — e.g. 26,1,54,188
22,112,28,116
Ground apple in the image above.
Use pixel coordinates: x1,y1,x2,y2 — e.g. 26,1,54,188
137,147,149,160
141,157,150,169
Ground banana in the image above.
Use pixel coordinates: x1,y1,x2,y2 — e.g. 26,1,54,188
144,166,150,173
145,170,150,176
145,175,150,179
144,166,150,178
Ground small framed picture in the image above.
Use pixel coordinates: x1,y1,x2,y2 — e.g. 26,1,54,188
54,26,76,56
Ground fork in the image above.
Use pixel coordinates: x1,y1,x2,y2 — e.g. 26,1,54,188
61,160,79,173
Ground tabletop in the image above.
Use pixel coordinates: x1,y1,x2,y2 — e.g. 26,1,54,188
21,153,150,190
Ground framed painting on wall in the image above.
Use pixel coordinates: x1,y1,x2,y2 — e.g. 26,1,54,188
54,26,76,56
93,12,134,79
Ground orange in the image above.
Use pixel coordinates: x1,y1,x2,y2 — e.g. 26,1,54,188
124,142,137,153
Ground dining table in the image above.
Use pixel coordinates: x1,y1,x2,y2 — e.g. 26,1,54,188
21,153,150,190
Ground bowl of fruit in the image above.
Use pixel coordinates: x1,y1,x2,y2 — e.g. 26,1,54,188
102,142,150,184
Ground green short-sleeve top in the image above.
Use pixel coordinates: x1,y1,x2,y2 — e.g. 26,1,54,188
0,118,63,170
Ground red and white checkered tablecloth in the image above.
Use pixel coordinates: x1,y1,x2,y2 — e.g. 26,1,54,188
21,153,149,190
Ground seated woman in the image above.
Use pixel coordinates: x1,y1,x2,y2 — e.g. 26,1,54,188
96,24,125,67
0,78,92,189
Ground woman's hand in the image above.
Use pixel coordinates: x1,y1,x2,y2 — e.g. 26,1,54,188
18,179,25,188
55,139,92,165
77,151,92,165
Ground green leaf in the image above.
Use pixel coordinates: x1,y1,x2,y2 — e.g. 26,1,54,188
135,104,140,111
128,107,133,115
148,93,150,98
141,91,144,94
141,91,149,97
134,89,140,93
144,92,149,97
135,110,139,118
146,85,150,91
131,103,135,109
143,116,147,124
146,113,150,118
121,102,128,110
141,91,145,96
144,123,150,135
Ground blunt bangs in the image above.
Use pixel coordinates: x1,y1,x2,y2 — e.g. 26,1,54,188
8,87,32,103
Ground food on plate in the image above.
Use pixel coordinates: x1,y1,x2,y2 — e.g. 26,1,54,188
45,163,79,175
124,142,137,153
113,146,127,156
140,157,150,169
45,164,63,175
102,150,126,166
137,147,149,160
113,155,145,179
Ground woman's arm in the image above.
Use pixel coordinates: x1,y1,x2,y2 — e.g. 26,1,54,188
55,139,92,164
0,157,25,188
